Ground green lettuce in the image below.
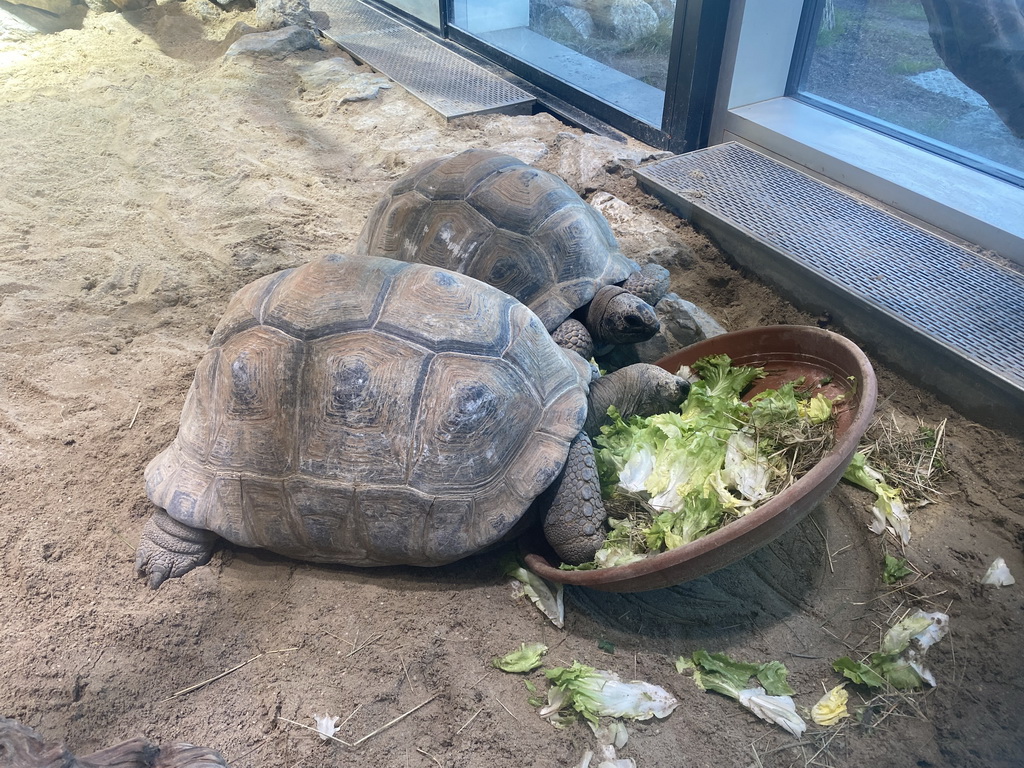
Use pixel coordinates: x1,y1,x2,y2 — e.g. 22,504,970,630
843,452,910,544
833,610,949,690
540,662,679,729
493,643,548,673
681,650,804,737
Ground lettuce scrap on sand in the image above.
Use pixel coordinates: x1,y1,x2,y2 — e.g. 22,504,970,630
493,643,548,673
678,650,807,737
502,553,564,628
539,662,680,729
584,354,839,569
538,662,679,768
842,451,911,545
833,609,949,690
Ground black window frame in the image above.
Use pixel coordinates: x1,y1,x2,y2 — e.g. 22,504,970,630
424,0,732,152
786,0,1024,189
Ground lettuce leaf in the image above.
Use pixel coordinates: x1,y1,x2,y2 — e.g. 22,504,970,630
493,643,548,673
541,662,679,728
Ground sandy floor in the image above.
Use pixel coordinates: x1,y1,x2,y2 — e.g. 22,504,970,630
1,4,1023,767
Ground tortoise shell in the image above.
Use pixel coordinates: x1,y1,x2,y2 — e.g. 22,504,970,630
355,149,638,333
144,253,588,567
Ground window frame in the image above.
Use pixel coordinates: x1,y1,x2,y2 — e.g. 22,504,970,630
439,0,730,152
711,0,1024,266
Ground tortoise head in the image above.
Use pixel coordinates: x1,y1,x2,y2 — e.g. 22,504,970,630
585,285,660,346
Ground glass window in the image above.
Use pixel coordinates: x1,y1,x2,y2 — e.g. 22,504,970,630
793,0,1024,186
450,0,675,127
382,0,440,28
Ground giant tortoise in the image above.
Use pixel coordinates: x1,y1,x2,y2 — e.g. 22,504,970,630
136,253,688,588
355,149,671,360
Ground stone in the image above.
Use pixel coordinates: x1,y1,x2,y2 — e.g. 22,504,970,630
553,132,671,193
534,3,595,48
642,0,675,22
486,137,551,165
223,25,320,59
584,0,659,44
296,57,393,102
255,0,312,31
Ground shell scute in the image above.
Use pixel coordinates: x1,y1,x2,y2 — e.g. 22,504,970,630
259,254,401,341
409,353,540,494
297,330,428,484
374,264,516,355
466,164,573,235
463,229,558,325
413,149,513,200
406,200,494,271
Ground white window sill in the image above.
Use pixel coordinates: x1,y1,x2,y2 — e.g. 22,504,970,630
721,97,1024,264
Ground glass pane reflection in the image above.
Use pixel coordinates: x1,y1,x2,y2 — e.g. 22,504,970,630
452,0,674,126
797,0,1024,185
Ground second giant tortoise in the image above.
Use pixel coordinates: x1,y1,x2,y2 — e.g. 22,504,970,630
355,149,671,359
136,253,688,588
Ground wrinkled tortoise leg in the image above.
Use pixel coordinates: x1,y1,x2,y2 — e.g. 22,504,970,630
551,317,595,361
136,509,218,589
542,431,607,566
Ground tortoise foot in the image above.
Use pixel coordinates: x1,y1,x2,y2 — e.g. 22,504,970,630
542,432,606,565
135,509,218,589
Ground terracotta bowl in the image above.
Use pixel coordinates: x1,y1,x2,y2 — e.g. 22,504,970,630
521,325,878,593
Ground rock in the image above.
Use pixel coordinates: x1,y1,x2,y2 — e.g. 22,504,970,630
584,0,659,44
223,25,320,59
0,0,85,33
589,191,636,226
597,293,725,369
534,3,595,47
255,0,312,31
336,73,392,102
552,132,671,193
296,58,393,102
191,0,222,22
642,0,675,22
487,137,550,165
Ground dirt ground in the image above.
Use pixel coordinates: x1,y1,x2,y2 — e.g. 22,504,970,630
1,4,1023,767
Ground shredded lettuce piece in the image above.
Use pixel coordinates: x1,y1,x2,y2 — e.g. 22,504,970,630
737,687,807,738
883,554,913,584
645,493,724,551
982,557,1015,587
682,650,804,736
541,662,679,729
689,354,765,402
502,554,564,628
493,643,548,673
843,452,911,544
810,684,850,726
834,610,949,690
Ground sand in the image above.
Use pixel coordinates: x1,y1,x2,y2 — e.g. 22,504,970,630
1,3,1022,767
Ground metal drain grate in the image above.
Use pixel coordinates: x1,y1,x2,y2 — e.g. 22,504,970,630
636,142,1024,426
311,0,535,119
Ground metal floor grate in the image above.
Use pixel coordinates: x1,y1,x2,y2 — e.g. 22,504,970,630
311,0,535,119
636,142,1024,427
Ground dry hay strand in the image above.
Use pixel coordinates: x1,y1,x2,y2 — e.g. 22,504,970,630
860,411,949,502
757,410,837,499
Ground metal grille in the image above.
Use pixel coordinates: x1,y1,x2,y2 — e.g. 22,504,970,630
312,0,534,119
636,142,1024,391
